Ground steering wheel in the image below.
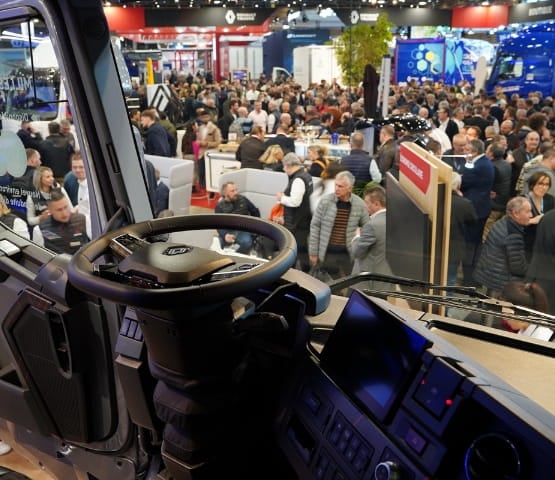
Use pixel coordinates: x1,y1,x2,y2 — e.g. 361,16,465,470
68,214,297,309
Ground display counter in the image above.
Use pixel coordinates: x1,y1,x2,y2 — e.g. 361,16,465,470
205,140,352,193
294,141,351,160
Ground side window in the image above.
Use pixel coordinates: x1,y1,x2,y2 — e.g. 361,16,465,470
0,19,64,134
498,55,524,80
0,16,89,254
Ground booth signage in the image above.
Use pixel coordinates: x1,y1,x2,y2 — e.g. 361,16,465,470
509,0,554,23
399,144,432,194
145,8,273,27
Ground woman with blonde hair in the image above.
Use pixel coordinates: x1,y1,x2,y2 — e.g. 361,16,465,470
259,144,284,171
26,166,73,227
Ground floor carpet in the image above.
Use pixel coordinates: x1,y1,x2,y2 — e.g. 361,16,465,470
190,187,218,210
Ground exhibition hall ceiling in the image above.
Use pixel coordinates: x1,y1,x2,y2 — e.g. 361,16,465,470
107,0,518,9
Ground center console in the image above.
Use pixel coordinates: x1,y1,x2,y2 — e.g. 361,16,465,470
276,291,555,479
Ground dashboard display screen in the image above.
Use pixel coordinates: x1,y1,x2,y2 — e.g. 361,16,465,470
320,291,430,422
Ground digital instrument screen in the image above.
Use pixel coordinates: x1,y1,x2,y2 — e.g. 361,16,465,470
319,291,430,422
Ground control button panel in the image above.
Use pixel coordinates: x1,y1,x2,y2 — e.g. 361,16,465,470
327,412,374,477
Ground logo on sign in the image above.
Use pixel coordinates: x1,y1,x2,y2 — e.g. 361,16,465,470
399,145,431,194
350,10,360,24
150,84,171,112
225,10,236,24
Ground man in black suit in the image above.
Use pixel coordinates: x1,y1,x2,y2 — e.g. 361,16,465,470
435,107,459,143
263,125,295,154
218,99,239,141
461,139,495,286
448,172,478,286
464,105,490,141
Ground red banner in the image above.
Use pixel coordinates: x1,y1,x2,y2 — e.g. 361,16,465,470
452,5,509,29
399,144,431,195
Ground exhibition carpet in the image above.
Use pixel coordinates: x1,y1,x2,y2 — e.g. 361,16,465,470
191,187,218,210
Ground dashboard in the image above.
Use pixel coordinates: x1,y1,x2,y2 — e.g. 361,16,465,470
276,291,555,480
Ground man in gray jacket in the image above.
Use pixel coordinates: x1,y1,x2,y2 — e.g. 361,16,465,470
309,171,369,279
351,185,393,291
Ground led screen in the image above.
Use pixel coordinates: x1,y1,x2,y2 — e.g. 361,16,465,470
320,291,430,422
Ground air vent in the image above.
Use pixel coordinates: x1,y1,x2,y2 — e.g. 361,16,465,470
464,432,521,480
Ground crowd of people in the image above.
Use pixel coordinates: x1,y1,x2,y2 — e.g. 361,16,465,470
152,71,554,320
0,120,91,255
1,70,554,320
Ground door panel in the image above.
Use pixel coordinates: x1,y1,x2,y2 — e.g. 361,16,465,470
0,225,118,443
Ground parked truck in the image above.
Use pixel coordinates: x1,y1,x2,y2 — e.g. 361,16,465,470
486,21,555,98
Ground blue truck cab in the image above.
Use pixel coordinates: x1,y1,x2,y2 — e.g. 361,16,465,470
487,21,555,98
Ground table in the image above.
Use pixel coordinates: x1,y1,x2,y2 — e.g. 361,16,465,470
294,141,351,160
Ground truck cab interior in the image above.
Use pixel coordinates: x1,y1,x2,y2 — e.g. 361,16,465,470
0,2,554,480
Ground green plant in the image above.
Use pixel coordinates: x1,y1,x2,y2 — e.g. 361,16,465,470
335,14,394,87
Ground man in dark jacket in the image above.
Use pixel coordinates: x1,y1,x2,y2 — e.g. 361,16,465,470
140,109,171,157
374,124,396,177
483,141,512,240
41,121,73,180
215,181,260,253
16,120,44,151
235,126,265,169
34,190,89,254
435,107,459,143
474,196,532,297
218,99,239,141
464,105,490,141
340,132,382,187
461,138,495,286
263,125,295,154
12,148,41,191
448,173,478,287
